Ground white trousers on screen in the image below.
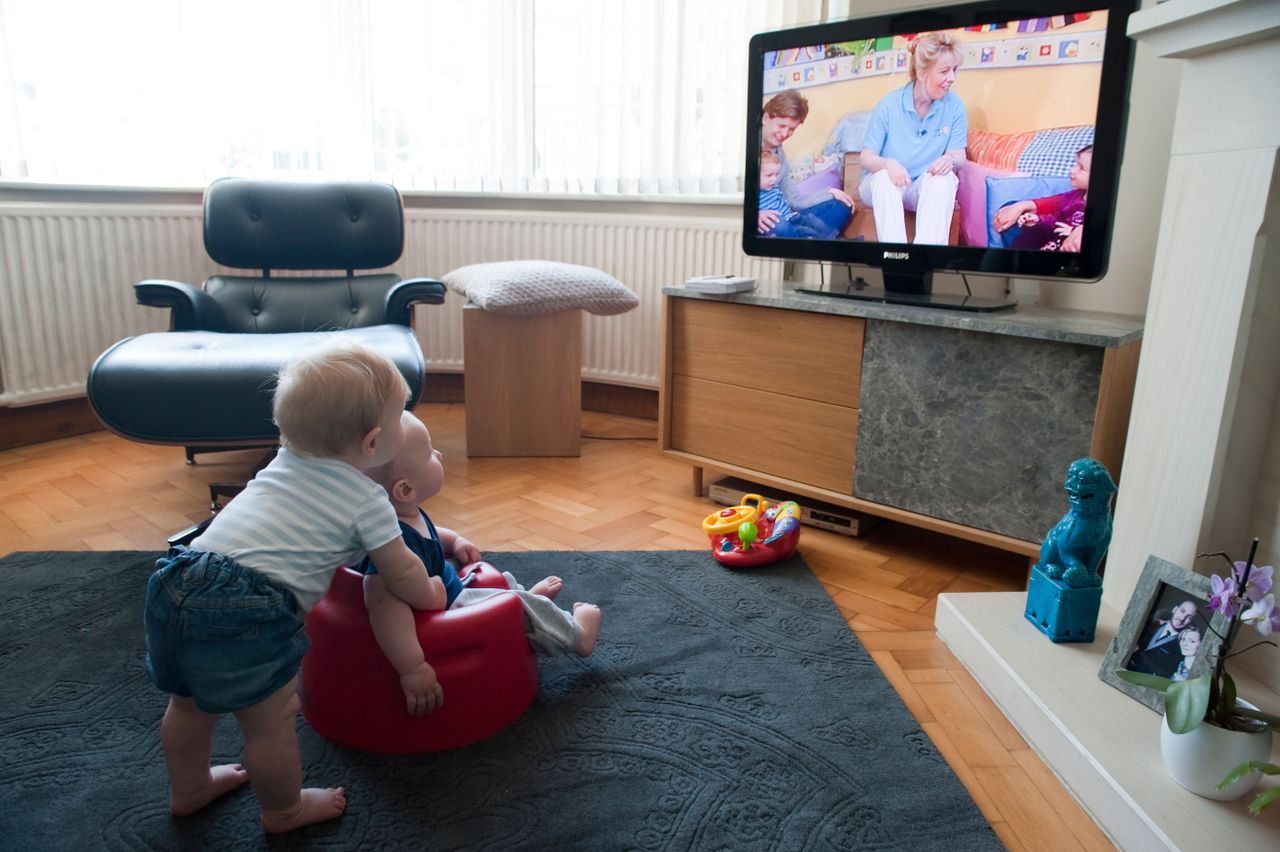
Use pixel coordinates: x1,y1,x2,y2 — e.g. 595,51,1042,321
858,169,958,245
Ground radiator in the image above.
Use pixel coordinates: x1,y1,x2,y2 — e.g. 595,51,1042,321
0,205,203,407
400,209,786,387
0,203,785,406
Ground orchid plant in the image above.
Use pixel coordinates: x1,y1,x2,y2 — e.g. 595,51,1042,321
1118,538,1280,814
1193,539,1279,734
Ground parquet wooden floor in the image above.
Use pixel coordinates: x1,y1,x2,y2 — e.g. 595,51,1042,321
0,402,1114,850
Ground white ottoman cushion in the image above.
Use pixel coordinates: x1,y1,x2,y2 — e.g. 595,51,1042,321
442,260,639,317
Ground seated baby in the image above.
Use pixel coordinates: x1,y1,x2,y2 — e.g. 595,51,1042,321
992,145,1092,252
757,149,854,240
360,410,602,716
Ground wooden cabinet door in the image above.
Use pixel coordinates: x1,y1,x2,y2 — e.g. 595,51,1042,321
666,299,863,494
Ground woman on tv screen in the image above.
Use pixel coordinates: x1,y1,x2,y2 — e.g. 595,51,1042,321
857,31,968,246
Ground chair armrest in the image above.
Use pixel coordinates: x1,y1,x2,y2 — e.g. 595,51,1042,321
135,280,229,332
385,278,447,326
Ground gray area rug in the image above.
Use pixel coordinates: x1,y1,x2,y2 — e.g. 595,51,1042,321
0,550,999,851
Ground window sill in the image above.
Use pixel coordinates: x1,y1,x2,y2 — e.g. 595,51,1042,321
0,179,744,210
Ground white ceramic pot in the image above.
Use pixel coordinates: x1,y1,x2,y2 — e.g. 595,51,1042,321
1160,705,1274,801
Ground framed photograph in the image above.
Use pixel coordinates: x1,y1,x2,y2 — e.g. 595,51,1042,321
1098,555,1228,714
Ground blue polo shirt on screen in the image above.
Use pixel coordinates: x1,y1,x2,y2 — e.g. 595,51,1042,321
860,82,967,181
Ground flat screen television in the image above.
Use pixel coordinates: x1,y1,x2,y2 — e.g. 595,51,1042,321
743,0,1137,312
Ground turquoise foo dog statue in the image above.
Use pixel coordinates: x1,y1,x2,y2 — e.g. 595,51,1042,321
1035,457,1117,588
1025,457,1117,643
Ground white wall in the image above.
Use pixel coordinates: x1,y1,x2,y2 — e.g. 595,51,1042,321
1250,372,1280,569
1104,6,1280,691
1039,33,1180,316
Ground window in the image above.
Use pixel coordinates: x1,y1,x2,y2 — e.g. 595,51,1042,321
0,0,823,196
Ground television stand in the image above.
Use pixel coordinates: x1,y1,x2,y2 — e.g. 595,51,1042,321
659,284,1143,553
797,285,1017,313
800,267,1017,313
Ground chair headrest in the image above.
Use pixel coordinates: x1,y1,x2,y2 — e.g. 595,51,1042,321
203,178,405,271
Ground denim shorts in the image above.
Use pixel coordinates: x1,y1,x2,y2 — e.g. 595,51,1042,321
144,548,308,714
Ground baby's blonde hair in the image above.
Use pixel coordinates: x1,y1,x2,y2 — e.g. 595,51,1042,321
909,31,963,84
273,339,409,458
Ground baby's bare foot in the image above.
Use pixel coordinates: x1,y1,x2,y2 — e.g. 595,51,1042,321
530,576,563,599
572,602,602,656
260,787,347,834
170,763,249,816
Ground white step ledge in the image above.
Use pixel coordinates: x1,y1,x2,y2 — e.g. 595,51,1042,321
935,592,1280,851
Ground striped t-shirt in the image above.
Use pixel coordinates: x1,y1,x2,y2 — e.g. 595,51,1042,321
191,447,402,611
759,186,795,219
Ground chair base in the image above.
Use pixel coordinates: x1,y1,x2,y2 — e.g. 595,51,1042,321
167,450,275,548
185,444,275,464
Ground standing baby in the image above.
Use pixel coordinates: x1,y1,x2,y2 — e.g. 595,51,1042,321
143,340,445,833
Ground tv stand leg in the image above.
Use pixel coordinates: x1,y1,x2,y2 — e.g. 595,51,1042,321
692,465,704,497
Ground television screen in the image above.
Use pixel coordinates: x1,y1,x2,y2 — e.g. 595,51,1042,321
742,0,1136,311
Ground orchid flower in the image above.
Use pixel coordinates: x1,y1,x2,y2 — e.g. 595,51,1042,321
1233,561,1274,602
1241,593,1278,637
1208,573,1239,617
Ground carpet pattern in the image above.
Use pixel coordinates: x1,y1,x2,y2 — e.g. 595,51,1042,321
0,550,999,851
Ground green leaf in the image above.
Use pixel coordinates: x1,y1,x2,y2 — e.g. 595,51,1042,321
1218,760,1280,789
1114,670,1173,692
1247,785,1280,816
1165,677,1211,734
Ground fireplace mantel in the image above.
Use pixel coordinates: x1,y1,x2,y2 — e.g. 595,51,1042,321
939,1,1280,848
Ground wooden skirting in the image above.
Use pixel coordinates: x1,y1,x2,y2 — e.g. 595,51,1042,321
426,373,656,420
0,397,102,451
3,375,659,451
581,381,658,420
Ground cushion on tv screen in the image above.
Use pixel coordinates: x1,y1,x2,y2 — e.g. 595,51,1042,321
1016,126,1095,177
957,161,1027,247
985,175,1074,246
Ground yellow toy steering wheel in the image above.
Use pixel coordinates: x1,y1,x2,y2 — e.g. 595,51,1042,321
700,494,770,536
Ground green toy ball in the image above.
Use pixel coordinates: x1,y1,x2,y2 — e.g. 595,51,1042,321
738,521,758,549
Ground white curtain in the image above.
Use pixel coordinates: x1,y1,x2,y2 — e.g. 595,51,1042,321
0,0,824,196
525,0,821,196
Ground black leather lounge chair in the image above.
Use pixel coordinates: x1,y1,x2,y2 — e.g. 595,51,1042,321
87,178,445,540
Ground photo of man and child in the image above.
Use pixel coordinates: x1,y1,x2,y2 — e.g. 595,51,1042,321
756,11,1107,253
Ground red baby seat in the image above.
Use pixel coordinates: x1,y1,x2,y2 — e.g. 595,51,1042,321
300,563,538,753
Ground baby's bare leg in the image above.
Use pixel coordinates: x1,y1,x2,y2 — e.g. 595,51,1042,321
161,695,249,815
529,576,563,599
572,602,602,656
234,676,346,833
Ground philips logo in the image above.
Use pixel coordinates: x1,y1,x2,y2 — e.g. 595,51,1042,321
883,251,910,260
